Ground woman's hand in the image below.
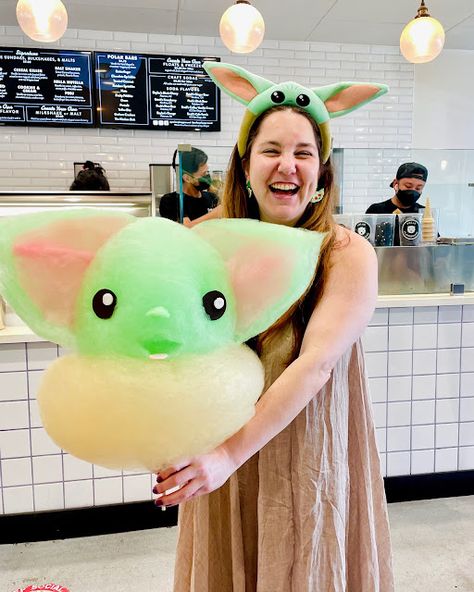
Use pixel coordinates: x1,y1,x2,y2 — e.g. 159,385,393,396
153,445,237,507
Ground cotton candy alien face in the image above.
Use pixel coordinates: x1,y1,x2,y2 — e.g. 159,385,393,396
74,218,236,359
0,210,325,360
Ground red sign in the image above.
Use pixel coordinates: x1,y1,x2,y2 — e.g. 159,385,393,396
14,585,70,592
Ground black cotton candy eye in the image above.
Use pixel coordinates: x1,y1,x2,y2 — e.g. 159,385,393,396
296,93,310,107
92,289,117,319
271,91,285,104
202,290,226,321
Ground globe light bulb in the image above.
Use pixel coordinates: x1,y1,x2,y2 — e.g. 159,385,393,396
219,1,265,54
400,2,445,64
16,0,68,43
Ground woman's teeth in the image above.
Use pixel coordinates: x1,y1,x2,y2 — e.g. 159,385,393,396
269,183,299,195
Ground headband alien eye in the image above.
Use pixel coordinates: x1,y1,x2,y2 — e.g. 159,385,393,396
203,61,388,164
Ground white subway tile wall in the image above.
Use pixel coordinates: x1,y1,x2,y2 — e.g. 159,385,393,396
367,304,474,481
0,27,413,213
0,305,473,513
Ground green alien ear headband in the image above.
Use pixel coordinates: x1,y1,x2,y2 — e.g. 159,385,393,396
203,61,388,164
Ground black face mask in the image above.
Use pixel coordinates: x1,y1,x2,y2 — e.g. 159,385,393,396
196,174,212,192
186,172,212,192
396,189,421,207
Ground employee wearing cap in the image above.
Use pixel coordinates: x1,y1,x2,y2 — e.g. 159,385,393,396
366,162,428,214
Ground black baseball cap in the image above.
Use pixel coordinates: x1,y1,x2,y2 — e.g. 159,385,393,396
390,162,428,187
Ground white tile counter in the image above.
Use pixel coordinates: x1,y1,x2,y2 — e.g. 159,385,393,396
0,294,473,515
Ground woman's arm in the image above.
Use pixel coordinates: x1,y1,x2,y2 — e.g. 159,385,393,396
154,231,378,504
183,204,222,228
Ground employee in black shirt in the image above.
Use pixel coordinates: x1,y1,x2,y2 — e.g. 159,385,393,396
366,162,428,245
159,147,219,222
366,162,428,215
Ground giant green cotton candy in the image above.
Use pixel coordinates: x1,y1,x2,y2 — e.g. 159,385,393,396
0,209,324,470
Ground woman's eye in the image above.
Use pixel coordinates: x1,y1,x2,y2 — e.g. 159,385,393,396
296,151,312,157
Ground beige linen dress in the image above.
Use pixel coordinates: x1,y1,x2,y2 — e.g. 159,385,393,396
173,329,394,592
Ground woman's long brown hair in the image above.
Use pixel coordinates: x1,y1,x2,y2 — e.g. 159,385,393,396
222,106,339,363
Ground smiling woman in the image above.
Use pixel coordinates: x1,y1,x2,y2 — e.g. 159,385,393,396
245,109,321,226
157,62,395,592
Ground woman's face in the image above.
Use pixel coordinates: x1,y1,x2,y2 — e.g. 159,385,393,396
245,110,320,227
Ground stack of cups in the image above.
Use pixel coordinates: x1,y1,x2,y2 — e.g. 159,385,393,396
334,214,396,247
398,213,423,246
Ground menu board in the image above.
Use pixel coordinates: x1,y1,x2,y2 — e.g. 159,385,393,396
0,47,94,127
95,52,220,131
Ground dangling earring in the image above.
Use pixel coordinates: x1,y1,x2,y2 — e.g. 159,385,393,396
246,179,253,198
311,187,325,203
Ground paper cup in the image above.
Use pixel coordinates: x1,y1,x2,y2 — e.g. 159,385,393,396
398,213,423,246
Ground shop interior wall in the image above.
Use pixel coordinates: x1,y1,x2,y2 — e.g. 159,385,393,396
413,50,474,151
0,25,414,212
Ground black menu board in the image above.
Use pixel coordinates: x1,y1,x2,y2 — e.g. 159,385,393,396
95,52,220,131
0,47,94,127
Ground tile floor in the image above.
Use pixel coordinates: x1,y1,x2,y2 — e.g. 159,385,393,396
1,496,473,592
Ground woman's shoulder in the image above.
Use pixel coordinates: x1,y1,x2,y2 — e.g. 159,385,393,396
331,224,377,272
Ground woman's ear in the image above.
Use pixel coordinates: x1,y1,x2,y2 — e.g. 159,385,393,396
242,157,249,179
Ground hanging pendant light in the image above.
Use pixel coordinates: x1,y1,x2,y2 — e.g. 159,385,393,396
16,0,68,43
400,0,445,64
219,0,265,54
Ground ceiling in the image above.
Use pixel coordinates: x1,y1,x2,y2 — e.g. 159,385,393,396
1,0,474,50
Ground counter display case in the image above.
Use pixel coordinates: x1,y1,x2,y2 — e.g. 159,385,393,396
0,190,154,218
339,148,474,239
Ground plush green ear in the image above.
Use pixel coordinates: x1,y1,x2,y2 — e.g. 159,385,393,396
313,81,388,118
0,209,135,348
203,61,273,106
193,219,325,342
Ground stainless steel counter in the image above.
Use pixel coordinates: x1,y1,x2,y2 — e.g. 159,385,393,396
376,244,474,295
0,190,154,217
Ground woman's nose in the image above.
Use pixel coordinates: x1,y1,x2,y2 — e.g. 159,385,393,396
277,155,297,175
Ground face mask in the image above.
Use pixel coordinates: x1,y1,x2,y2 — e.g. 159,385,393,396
396,189,421,207
185,171,212,192
196,174,212,191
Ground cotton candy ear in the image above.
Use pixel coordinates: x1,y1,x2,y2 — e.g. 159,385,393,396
314,81,388,118
203,61,273,106
0,210,134,347
193,219,325,342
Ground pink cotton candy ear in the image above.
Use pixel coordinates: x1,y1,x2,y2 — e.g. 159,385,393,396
228,244,294,337
211,67,260,103
12,216,131,327
325,84,382,113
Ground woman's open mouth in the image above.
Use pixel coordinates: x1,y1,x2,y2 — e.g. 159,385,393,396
269,182,299,196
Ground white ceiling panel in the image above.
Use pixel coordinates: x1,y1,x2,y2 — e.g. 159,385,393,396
0,3,17,26
67,6,178,35
444,26,474,50
179,0,235,11
307,20,406,46
176,10,221,36
0,0,473,50
324,0,474,28
256,0,336,40
66,0,178,8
